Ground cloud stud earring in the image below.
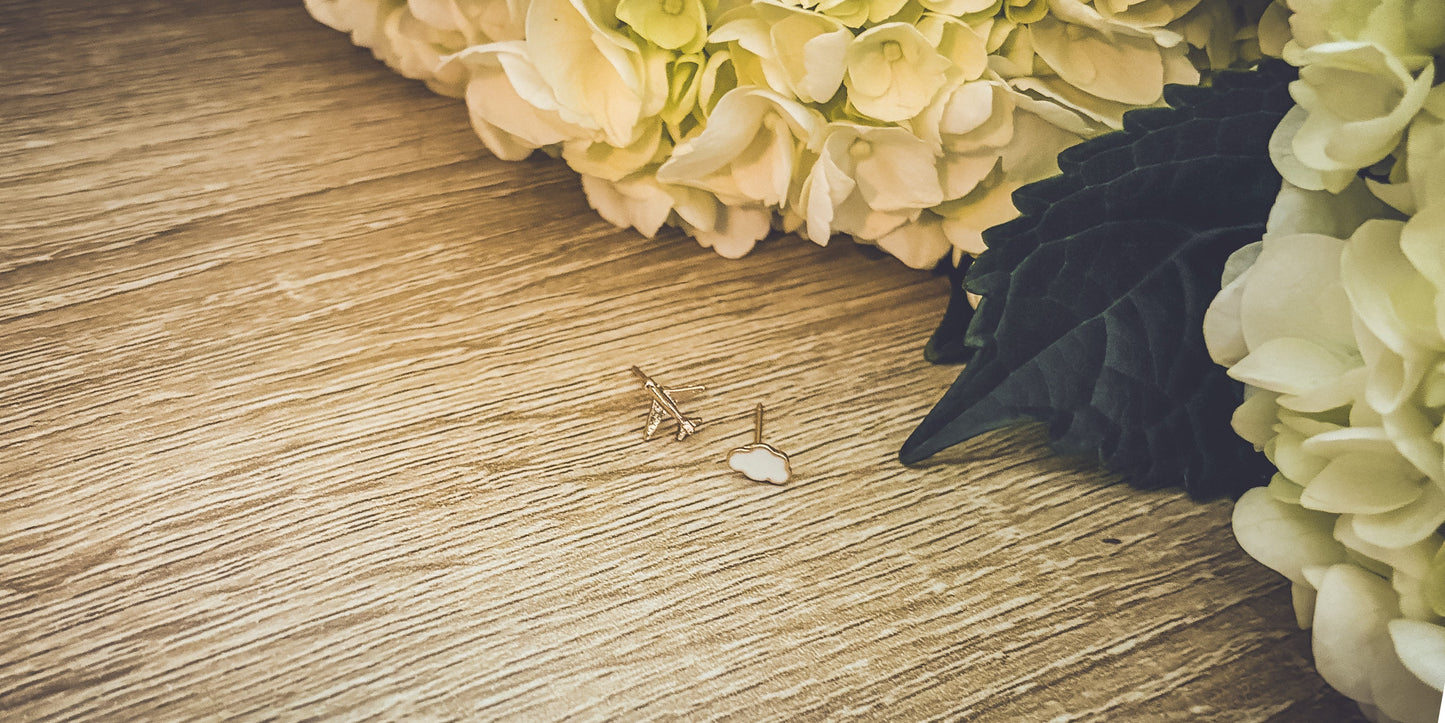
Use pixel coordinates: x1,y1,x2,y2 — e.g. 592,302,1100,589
630,366,705,441
727,403,792,485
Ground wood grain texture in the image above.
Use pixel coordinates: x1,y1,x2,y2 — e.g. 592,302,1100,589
0,2,1366,720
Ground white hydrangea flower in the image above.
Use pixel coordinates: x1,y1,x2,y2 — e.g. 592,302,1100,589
442,43,586,160
524,0,671,148
1023,18,1201,128
1283,0,1445,68
656,87,823,208
1211,77,1445,719
580,172,676,237
616,0,712,52
670,185,775,257
1271,41,1435,193
844,22,954,122
708,1,852,104
564,119,672,182
799,121,944,247
919,80,1095,254
874,212,956,269
382,4,472,96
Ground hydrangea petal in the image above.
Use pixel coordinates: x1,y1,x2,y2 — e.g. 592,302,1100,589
1265,179,1395,241
853,129,945,211
1268,471,1306,505
1383,405,1445,484
581,173,675,236
1269,105,1356,192
1238,232,1354,353
1276,365,1361,413
1343,219,1444,353
1233,487,1347,586
1352,483,1445,550
1270,430,1328,482
876,215,953,270
1335,517,1438,580
1292,580,1319,628
1311,564,1398,707
1388,620,1445,692
1228,336,1353,395
1300,426,1394,456
1229,387,1279,447
1030,17,1166,105
1289,41,1435,176
1203,261,1251,366
1301,452,1426,514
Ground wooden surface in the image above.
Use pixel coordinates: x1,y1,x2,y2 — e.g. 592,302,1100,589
0,2,1365,720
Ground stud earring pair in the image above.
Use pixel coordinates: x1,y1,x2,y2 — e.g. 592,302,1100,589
629,366,793,485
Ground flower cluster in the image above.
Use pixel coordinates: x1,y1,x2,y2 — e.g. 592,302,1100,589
1205,1,1445,719
307,0,1264,267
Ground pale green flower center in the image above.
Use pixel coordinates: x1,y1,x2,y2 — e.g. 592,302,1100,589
881,40,903,63
848,138,873,160
662,0,683,15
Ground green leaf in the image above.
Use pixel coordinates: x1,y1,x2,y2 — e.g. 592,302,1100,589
901,60,1299,499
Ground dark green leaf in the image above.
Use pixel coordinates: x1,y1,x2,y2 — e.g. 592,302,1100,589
901,60,1299,499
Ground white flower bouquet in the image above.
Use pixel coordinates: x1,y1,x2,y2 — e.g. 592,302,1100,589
305,0,1267,267
1204,1,1445,720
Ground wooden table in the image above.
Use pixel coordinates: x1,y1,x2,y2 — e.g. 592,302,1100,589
1,2,1364,720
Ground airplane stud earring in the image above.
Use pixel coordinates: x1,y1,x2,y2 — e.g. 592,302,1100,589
727,403,792,485
629,366,705,441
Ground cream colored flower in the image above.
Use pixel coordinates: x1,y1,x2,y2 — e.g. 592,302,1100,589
580,172,676,237
442,43,586,160
1284,0,1445,68
1309,563,1443,723
524,0,671,148
617,0,712,51
383,5,472,96
709,1,851,105
1272,41,1435,193
669,185,775,258
914,13,989,82
564,119,672,181
874,212,955,269
1028,16,1198,108
800,122,944,246
655,87,823,208
844,23,953,122
1212,166,1445,723
919,80,1094,254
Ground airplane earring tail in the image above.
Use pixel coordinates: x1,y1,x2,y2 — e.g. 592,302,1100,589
727,403,792,485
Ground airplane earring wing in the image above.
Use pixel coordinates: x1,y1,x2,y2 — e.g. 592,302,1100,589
644,401,667,440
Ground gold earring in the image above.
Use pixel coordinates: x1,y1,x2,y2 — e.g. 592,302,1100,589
629,366,704,441
727,403,792,485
